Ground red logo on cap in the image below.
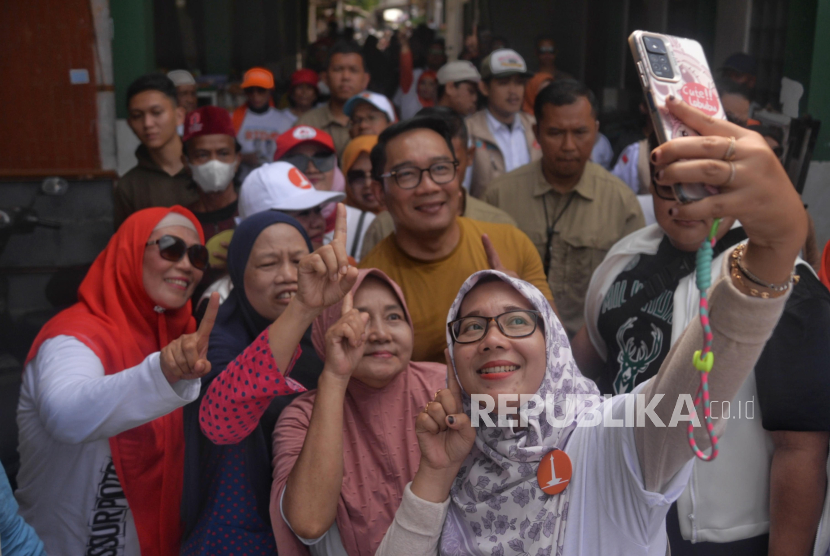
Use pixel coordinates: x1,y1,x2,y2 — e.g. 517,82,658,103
188,112,203,133
680,83,719,116
288,167,312,190
293,126,317,141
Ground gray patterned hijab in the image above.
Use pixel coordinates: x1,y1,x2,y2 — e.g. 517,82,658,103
440,270,601,556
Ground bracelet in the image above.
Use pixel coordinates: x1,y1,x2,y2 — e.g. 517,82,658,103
732,244,795,292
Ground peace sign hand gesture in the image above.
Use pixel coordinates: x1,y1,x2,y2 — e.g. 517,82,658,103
296,204,359,313
160,292,220,384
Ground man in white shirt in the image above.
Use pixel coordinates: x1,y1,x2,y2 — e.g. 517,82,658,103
466,49,541,198
232,67,294,180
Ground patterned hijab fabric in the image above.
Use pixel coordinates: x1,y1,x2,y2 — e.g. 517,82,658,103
440,270,601,556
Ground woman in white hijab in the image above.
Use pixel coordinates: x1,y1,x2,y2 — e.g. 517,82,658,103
375,96,809,555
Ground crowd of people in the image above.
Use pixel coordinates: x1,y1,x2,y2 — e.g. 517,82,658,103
2,25,830,556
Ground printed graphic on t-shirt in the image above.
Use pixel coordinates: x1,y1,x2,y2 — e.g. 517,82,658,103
597,241,682,395
86,457,129,556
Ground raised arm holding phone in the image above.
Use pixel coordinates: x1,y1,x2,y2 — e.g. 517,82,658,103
375,96,808,556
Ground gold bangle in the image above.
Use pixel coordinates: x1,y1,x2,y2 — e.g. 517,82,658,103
729,259,797,299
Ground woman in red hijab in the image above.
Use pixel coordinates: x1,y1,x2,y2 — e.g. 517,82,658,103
16,206,220,556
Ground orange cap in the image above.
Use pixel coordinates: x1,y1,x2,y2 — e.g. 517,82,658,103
241,67,274,89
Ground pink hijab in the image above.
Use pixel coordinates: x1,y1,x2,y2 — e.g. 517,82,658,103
270,269,446,556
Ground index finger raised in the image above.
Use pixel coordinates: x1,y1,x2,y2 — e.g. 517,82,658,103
197,293,220,347
341,291,353,317
444,348,464,406
330,203,350,275
481,234,503,270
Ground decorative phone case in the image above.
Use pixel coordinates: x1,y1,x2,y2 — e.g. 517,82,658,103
629,31,726,144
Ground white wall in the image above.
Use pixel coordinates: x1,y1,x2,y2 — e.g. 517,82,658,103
115,119,140,177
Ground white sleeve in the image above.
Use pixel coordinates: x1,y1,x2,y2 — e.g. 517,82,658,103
279,486,329,546
566,384,692,549
611,142,641,194
27,335,200,444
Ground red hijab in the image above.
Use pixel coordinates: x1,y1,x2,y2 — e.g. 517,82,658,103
26,206,204,556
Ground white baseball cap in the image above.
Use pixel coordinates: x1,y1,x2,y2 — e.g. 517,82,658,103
480,49,533,80
343,91,397,123
238,161,345,220
167,69,196,87
436,61,481,85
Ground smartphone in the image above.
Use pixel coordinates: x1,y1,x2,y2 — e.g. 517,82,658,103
629,31,727,203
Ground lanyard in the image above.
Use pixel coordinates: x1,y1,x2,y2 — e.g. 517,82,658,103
541,192,575,278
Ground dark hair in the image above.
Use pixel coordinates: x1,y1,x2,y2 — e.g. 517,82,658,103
437,80,476,103
327,41,365,71
716,79,751,101
533,79,598,121
370,115,456,181
184,137,242,158
416,106,468,146
126,74,178,108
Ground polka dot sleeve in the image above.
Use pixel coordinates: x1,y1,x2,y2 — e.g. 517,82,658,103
199,330,305,445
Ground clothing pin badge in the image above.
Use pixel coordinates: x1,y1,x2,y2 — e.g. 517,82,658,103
537,449,572,495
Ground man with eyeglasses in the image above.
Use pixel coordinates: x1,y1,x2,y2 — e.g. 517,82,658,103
359,115,553,363
484,80,644,337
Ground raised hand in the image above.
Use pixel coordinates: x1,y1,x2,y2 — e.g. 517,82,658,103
323,292,370,380
415,349,477,472
296,203,359,312
653,96,807,285
482,234,519,279
160,292,219,384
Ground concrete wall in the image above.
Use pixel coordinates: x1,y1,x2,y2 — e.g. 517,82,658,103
802,161,830,251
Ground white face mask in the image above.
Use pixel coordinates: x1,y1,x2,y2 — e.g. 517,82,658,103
190,159,236,193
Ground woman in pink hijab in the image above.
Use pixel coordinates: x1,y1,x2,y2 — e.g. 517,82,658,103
270,269,446,556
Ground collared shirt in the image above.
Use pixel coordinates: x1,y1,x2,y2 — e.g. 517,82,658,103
485,110,530,173
484,159,645,336
295,103,351,155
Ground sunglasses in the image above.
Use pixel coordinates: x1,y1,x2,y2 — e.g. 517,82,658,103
538,46,556,54
281,152,336,173
146,235,209,271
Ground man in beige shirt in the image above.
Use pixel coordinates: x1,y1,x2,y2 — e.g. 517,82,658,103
296,42,370,155
485,80,644,336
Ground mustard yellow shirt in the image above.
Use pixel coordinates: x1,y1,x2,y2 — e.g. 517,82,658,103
359,217,553,363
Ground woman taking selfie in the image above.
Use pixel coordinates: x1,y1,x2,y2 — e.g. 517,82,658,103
376,96,808,555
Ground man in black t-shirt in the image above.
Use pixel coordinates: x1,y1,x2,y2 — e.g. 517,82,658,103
572,173,830,554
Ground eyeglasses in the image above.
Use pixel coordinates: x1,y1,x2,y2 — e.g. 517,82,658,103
538,46,556,54
146,235,209,271
448,310,541,344
380,161,459,190
347,169,373,187
280,152,336,173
